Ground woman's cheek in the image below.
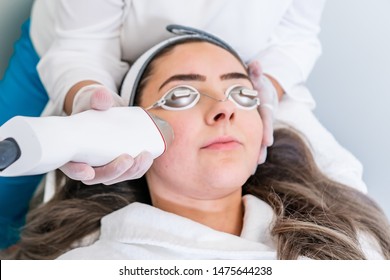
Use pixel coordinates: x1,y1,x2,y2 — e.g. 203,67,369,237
156,117,195,162
170,120,195,152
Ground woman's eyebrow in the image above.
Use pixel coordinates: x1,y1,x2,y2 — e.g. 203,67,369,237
159,72,250,91
159,74,206,90
220,72,251,81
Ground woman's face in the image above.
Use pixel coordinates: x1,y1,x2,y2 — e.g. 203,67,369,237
139,42,263,201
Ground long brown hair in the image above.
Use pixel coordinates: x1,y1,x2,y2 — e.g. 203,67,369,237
245,127,390,259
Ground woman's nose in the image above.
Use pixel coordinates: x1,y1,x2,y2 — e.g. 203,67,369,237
205,100,236,125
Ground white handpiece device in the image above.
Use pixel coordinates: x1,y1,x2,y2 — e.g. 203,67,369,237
0,107,173,176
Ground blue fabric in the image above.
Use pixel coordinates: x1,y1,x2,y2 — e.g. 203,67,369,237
0,19,48,249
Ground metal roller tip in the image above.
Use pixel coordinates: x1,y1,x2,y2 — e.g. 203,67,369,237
0,138,21,171
149,114,174,147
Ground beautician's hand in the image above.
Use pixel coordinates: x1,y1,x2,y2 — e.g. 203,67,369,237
71,84,126,114
248,61,278,164
60,84,154,185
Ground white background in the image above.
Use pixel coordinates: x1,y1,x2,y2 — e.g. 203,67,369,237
307,0,390,217
2,260,389,279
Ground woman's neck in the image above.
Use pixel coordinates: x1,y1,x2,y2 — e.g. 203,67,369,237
150,189,244,236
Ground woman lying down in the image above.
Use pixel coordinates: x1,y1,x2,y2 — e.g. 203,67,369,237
5,26,390,260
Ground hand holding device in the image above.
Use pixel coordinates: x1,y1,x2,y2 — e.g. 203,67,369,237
71,84,126,114
67,84,158,184
0,107,173,184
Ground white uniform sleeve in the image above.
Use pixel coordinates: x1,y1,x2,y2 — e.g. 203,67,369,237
37,0,129,115
255,0,326,108
252,1,368,192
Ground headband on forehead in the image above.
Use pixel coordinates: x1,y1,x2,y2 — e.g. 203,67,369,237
120,24,242,106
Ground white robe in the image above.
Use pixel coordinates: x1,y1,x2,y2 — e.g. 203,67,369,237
57,195,383,260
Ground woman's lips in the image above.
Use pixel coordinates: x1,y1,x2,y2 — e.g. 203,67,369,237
201,136,242,150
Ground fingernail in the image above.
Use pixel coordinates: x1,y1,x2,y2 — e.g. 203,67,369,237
118,154,135,170
258,147,267,164
83,170,95,180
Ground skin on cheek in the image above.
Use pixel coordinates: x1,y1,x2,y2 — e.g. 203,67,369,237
149,118,192,173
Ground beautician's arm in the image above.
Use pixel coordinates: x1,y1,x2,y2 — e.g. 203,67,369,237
37,0,128,116
254,0,326,103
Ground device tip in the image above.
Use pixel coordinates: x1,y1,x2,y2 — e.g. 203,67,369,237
0,138,21,171
149,114,174,148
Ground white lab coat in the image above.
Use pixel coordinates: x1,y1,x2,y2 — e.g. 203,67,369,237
31,0,324,114
30,0,367,192
57,195,384,259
